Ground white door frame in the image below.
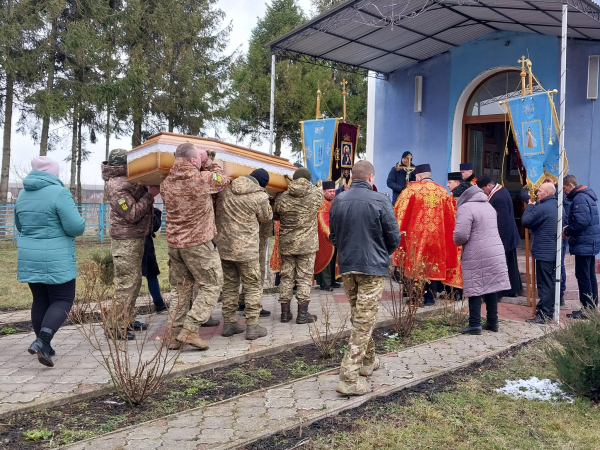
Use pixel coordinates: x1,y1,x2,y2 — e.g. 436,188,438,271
450,65,520,170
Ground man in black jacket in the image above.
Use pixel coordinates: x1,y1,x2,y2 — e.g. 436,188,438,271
522,182,558,323
447,172,471,199
330,161,401,396
387,151,414,206
477,176,522,297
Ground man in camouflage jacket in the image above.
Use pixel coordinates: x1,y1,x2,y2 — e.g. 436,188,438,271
102,149,159,340
273,168,323,324
160,143,230,350
215,168,272,340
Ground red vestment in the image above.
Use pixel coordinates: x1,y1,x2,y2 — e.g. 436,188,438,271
314,199,338,276
393,180,462,287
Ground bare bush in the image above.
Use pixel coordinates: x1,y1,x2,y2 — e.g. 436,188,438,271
90,250,114,286
437,287,467,328
308,294,350,358
71,260,184,405
386,235,433,338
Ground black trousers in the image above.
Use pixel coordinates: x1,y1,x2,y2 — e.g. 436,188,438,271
468,292,498,327
575,255,599,309
315,249,337,288
29,279,76,335
500,248,523,297
535,259,556,319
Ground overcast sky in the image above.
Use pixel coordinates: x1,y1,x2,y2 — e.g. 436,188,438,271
1,0,314,188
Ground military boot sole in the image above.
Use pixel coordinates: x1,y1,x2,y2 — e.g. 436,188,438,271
245,325,268,340
336,380,371,396
296,314,317,324
222,323,246,337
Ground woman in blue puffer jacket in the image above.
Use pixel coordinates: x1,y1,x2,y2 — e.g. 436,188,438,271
15,157,85,367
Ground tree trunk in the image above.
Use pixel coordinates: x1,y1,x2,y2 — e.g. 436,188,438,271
168,115,174,133
0,74,14,202
69,105,78,198
76,116,82,203
39,20,57,156
132,107,142,147
105,106,110,160
274,133,282,157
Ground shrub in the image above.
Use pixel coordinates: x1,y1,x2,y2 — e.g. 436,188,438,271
545,308,600,399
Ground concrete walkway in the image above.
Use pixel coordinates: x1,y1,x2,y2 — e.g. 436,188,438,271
0,286,445,417
62,319,544,450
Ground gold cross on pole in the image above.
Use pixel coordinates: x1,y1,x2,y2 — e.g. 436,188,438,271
518,56,527,97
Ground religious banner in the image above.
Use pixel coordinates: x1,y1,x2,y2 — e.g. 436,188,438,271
505,92,568,190
331,122,360,183
301,118,339,184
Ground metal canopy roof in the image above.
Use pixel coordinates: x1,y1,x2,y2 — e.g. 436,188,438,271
269,0,600,74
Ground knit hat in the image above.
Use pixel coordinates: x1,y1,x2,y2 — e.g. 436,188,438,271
108,149,128,166
401,151,412,159
322,181,335,190
250,168,269,188
293,167,312,182
476,175,494,188
31,156,60,177
448,172,462,181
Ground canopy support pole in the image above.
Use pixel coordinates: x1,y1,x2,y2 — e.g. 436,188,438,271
269,54,276,155
555,4,568,324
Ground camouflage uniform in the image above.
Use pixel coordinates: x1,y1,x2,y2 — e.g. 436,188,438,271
161,157,230,332
339,274,385,384
215,176,272,325
273,178,323,304
101,150,154,330
239,217,274,307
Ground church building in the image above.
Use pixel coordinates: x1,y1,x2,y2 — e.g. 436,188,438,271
269,0,600,229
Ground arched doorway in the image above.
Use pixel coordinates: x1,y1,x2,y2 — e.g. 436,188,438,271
461,70,540,235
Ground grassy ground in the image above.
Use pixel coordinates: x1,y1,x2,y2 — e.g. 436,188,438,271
0,238,170,312
307,343,600,450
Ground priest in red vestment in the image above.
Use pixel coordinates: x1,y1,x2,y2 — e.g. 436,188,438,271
393,164,461,304
314,181,340,291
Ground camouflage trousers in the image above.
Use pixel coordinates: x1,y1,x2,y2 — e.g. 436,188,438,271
279,253,316,305
109,238,145,330
339,273,385,384
239,235,268,307
222,259,262,325
168,241,223,333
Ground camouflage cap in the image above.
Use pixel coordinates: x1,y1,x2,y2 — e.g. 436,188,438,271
108,149,128,166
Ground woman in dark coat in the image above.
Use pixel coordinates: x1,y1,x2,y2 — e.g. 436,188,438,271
143,208,168,312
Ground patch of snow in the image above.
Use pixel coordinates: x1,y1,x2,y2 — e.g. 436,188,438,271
496,377,573,403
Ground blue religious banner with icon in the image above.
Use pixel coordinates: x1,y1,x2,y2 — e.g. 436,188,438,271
301,118,339,184
506,92,568,190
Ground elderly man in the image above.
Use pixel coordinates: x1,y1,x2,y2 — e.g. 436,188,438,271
477,176,522,297
394,164,461,305
331,161,401,396
315,181,339,291
215,168,272,340
274,168,323,324
387,151,415,206
563,175,600,319
460,162,478,186
102,149,160,340
522,182,558,323
161,143,230,349
447,171,471,199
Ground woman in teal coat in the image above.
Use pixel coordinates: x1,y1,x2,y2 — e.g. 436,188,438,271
15,157,85,367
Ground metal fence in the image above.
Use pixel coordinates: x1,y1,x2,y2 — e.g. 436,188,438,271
0,203,166,243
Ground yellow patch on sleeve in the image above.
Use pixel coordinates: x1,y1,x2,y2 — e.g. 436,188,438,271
118,198,129,211
212,173,222,183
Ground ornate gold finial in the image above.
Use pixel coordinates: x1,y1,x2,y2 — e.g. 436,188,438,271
340,79,348,122
518,56,527,97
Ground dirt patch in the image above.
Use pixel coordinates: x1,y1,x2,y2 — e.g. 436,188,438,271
241,341,536,450
0,318,460,449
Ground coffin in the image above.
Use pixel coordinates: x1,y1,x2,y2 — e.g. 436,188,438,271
126,132,296,194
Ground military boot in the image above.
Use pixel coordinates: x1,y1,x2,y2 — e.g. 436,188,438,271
296,303,317,324
176,329,209,350
280,302,293,323
167,328,184,350
201,316,220,327
222,322,246,337
336,378,371,396
360,356,380,377
245,324,267,340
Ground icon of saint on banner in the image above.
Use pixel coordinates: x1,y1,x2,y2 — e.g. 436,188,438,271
340,142,353,168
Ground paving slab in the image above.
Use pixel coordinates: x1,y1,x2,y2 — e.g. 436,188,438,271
62,319,544,450
0,287,444,417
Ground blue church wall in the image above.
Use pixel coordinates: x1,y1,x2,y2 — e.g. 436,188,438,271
564,39,600,194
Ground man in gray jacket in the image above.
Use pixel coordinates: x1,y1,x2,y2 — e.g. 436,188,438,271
330,161,401,396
